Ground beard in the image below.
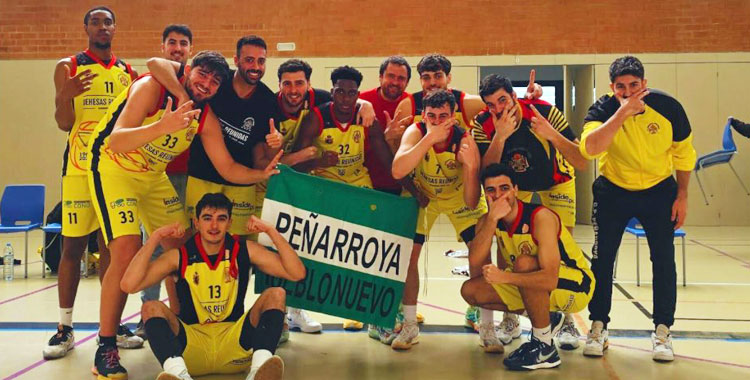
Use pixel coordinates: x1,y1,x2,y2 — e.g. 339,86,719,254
239,69,262,85
93,41,111,50
185,79,208,109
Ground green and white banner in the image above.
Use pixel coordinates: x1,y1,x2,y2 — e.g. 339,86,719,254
255,165,418,327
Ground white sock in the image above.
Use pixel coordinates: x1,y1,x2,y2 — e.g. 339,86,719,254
250,349,273,371
163,356,189,376
532,325,552,345
403,305,417,324
60,307,73,328
480,308,494,326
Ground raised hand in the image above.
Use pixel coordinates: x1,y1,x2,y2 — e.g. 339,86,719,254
528,104,557,141
616,88,649,118
246,215,273,235
425,118,454,144
158,97,200,134
492,106,517,141
262,149,283,179
383,109,411,144
524,69,543,100
266,118,283,149
154,221,186,240
356,100,376,127
487,192,512,222
61,66,98,100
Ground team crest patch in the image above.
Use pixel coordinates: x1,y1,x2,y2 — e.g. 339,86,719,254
224,266,232,283
353,130,362,143
192,271,200,285
338,168,346,177
325,135,334,144
242,117,255,131
647,123,660,134
518,241,533,256
445,159,457,170
185,129,195,141
118,73,129,87
510,153,529,172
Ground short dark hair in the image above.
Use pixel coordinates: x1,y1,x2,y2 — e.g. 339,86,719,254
417,53,451,75
479,74,514,100
236,35,267,57
379,55,411,80
609,55,644,82
191,50,230,84
278,59,312,81
195,193,233,218
162,24,193,44
331,65,363,87
84,6,115,24
422,89,456,112
480,163,517,186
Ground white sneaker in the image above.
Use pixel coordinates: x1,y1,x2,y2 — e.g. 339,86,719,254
246,355,284,380
43,325,75,359
391,321,419,350
116,324,144,348
557,314,581,350
158,357,194,380
652,324,674,362
287,307,322,333
478,322,504,354
583,321,608,357
497,312,521,345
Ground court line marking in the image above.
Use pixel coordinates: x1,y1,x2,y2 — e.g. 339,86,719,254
690,239,750,269
0,284,57,307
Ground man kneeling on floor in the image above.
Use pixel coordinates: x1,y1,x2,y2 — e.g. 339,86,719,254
461,164,595,370
121,193,305,380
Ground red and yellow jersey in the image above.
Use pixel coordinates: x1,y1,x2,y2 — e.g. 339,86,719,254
63,50,135,176
413,122,467,201
276,88,331,153
311,102,370,185
87,74,208,177
410,89,472,130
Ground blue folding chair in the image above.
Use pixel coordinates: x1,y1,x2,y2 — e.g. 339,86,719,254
0,184,45,278
614,218,687,287
694,117,750,205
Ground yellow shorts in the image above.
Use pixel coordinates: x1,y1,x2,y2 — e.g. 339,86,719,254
416,195,487,242
517,179,576,228
492,265,595,314
88,170,188,245
254,180,268,219
179,314,253,376
61,175,99,237
185,176,255,236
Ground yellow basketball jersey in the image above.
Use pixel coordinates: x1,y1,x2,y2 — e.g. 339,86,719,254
413,122,467,200
177,233,250,324
410,89,472,130
63,50,134,176
494,201,591,274
88,74,207,176
312,102,370,185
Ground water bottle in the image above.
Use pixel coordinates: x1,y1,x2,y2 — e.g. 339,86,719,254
3,243,14,281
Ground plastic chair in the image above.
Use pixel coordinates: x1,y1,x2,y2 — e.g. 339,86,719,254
694,117,750,205
0,184,45,278
40,223,61,279
614,218,687,287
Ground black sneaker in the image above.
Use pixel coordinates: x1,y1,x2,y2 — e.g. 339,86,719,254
550,311,565,337
93,345,128,379
42,325,75,359
503,335,561,371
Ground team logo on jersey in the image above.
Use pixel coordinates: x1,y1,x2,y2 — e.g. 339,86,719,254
338,168,346,177
353,130,362,143
224,266,232,283
325,135,334,144
445,159,457,170
510,153,529,172
647,123,660,134
193,271,200,285
518,241,533,256
242,117,255,131
118,73,129,87
186,129,195,142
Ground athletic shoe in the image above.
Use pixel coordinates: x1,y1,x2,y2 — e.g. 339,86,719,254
557,316,581,350
287,308,322,333
444,249,469,258
43,324,75,359
342,319,364,331
378,326,398,345
367,324,380,340
583,321,608,357
652,324,675,362
246,355,284,380
157,357,193,380
503,335,561,371
134,319,147,340
549,311,565,337
497,312,522,344
93,345,128,380
478,322,504,354
464,306,480,332
95,325,144,349
451,265,470,277
277,323,289,346
391,321,419,350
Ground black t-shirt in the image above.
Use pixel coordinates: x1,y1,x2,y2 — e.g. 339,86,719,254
188,70,282,186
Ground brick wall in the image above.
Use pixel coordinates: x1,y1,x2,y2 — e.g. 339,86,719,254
1,0,748,59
